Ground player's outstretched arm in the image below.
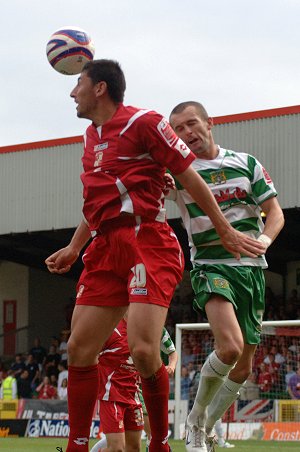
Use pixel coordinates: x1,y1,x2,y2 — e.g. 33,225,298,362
175,166,265,260
45,219,91,274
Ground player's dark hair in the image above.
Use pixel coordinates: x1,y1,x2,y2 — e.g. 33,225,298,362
169,101,209,121
83,59,126,103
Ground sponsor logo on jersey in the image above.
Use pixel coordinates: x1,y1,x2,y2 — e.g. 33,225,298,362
262,166,272,184
94,142,108,152
174,138,190,158
212,278,229,289
157,118,178,147
130,288,148,295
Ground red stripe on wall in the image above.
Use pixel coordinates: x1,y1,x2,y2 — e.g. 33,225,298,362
1,105,300,154
0,135,83,154
213,105,300,124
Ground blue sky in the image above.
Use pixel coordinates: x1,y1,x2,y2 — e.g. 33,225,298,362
1,0,299,146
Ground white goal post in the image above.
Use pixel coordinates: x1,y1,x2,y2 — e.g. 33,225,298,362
174,320,300,440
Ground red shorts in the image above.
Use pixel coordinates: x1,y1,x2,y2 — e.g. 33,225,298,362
99,400,144,433
76,217,184,308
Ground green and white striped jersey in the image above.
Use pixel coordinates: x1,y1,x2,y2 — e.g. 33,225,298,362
160,327,176,365
173,146,277,268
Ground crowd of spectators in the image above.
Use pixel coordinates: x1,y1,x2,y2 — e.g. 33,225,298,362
172,282,300,403
0,330,69,400
1,282,300,402
178,327,300,402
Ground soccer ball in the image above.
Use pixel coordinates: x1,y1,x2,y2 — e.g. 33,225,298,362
46,26,95,75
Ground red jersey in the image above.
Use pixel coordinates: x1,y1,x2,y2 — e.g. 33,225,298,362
98,318,140,405
81,104,195,231
37,384,57,400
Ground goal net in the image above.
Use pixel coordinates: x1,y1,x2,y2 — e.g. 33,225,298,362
173,320,300,441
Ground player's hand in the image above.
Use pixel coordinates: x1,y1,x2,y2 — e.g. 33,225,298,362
163,173,176,195
165,365,176,377
219,227,265,260
45,245,79,274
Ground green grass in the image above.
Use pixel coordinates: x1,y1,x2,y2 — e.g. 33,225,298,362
0,438,299,451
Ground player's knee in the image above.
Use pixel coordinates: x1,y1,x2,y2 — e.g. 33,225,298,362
218,341,243,364
67,337,97,365
130,343,152,363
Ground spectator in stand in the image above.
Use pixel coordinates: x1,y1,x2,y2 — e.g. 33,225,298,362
24,354,40,392
269,346,285,365
0,369,17,400
57,360,68,391
50,335,60,350
10,353,25,380
181,365,190,400
287,367,300,399
288,338,300,355
29,337,47,370
264,352,281,388
58,378,68,400
187,361,196,382
181,344,197,367
285,364,296,392
201,332,214,355
239,372,260,400
58,330,69,362
258,363,273,394
188,333,202,356
36,376,57,399
253,344,269,369
44,345,61,378
50,374,58,388
17,369,32,399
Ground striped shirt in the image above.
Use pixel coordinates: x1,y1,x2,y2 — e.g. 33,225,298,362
160,327,176,363
174,147,277,267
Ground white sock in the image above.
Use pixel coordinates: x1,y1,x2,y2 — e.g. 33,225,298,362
90,435,107,452
188,352,235,427
214,418,225,444
206,378,244,435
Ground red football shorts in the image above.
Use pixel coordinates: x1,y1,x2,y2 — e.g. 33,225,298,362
76,218,184,308
99,400,144,433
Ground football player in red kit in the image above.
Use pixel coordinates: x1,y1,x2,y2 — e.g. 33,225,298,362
91,315,144,452
45,59,264,452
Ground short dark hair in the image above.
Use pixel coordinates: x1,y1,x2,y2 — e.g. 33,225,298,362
169,101,209,121
83,59,126,103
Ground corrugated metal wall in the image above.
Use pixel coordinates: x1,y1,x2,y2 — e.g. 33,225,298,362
0,143,83,234
0,111,299,234
213,114,300,208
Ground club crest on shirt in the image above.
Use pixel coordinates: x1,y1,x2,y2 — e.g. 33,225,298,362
76,285,85,298
210,170,226,185
212,278,229,289
94,151,103,167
